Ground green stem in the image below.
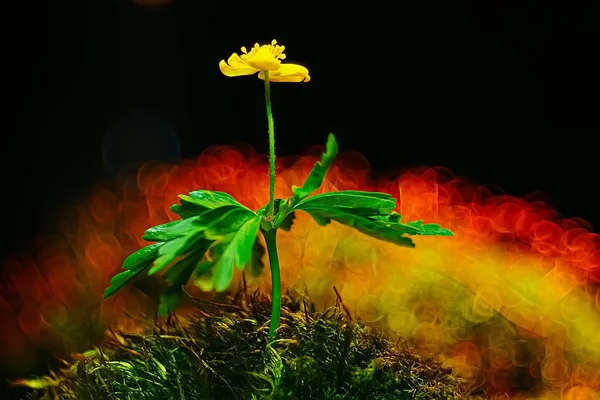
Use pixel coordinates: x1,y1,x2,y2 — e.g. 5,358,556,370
263,70,276,219
263,229,281,343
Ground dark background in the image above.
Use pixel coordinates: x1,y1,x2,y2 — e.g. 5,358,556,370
1,0,596,256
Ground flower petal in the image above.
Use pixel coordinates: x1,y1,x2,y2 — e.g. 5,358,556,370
245,45,281,71
219,53,258,77
226,53,250,69
258,64,311,83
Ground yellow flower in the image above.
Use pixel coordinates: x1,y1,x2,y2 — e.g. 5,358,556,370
219,39,310,83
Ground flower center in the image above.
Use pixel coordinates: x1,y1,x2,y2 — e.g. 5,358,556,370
240,39,287,62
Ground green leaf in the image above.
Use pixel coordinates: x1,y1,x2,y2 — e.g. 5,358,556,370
294,191,396,216
104,270,146,299
299,208,418,247
142,220,188,242
158,241,211,316
295,189,454,247
247,241,266,278
212,216,261,292
142,218,201,242
162,239,213,283
104,191,258,302
122,243,164,270
279,212,296,231
103,243,163,298
367,215,453,236
158,271,194,316
203,207,257,239
145,202,254,248
290,133,338,206
148,204,257,275
208,241,226,259
170,190,249,220
148,235,203,275
195,260,213,276
179,190,243,210
272,134,338,230
170,200,207,219
405,221,454,236
193,260,215,292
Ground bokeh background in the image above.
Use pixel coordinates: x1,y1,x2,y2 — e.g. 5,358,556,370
1,0,597,399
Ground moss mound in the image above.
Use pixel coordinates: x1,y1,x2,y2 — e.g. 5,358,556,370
20,287,481,399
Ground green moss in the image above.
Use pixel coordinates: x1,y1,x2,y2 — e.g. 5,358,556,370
21,286,481,400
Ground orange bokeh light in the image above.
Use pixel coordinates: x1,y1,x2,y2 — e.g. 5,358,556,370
1,144,599,398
